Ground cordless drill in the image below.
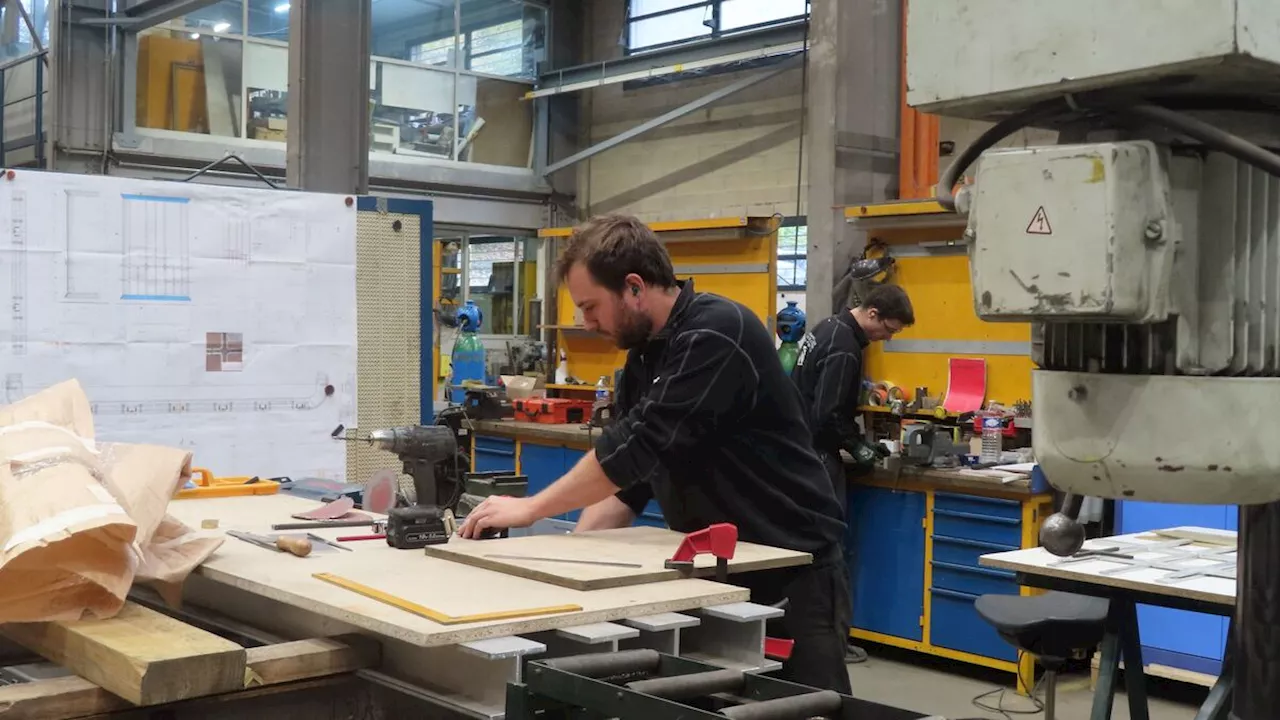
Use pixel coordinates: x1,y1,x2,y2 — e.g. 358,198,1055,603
367,426,458,549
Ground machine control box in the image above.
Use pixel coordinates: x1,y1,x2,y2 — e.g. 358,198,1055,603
967,141,1176,323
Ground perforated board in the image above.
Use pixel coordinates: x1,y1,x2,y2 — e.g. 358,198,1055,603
348,208,425,487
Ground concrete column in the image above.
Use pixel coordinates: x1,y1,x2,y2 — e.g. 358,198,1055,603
804,0,901,320
286,0,372,193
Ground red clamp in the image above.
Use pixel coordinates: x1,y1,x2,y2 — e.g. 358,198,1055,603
665,523,738,581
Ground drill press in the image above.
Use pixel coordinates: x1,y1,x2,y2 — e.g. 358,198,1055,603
367,426,459,549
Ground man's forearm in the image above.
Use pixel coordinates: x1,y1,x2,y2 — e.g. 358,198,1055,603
574,495,637,532
528,450,621,521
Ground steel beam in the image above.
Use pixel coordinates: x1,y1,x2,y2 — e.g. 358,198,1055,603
532,21,806,100
79,0,225,30
543,54,802,177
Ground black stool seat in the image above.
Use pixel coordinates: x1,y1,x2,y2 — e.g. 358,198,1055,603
976,591,1109,666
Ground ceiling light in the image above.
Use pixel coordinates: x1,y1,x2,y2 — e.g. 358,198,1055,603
274,2,289,12
212,21,231,33
189,32,201,39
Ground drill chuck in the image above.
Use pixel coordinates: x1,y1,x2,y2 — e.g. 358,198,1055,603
367,426,457,461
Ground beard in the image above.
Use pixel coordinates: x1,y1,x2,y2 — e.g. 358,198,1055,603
612,305,653,350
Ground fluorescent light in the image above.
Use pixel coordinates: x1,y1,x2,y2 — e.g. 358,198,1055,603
274,2,290,12
212,21,231,32
189,32,201,39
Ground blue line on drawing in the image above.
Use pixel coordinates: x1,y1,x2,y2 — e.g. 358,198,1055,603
121,294,192,302
121,193,190,204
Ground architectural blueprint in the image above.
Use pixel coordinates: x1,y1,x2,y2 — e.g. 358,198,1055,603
0,170,357,480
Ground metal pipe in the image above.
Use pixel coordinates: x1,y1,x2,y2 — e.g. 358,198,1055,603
719,690,843,720
626,669,744,700
538,649,661,678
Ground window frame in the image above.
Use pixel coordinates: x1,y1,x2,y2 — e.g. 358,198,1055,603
776,216,807,292
625,0,808,54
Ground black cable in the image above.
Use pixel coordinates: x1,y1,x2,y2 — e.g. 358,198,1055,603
1120,103,1280,177
968,650,1046,720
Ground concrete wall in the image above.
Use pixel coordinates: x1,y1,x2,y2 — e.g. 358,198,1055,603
938,116,1059,171
575,1,807,222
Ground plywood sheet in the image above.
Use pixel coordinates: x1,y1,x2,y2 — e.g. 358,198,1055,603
424,525,812,590
166,495,749,647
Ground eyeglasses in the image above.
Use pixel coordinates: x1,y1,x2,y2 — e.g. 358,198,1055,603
878,317,904,335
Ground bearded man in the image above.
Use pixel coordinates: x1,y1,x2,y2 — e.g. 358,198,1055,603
459,213,852,694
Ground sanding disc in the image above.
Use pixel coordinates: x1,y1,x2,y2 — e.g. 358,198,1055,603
364,469,398,514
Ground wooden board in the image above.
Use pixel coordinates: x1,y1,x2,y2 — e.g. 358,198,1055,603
165,495,750,648
423,525,812,590
0,634,379,720
1,602,247,706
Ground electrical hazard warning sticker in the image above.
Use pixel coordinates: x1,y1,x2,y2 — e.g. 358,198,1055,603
1025,206,1052,235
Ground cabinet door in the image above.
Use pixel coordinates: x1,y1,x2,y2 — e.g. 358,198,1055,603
473,435,516,473
561,448,585,522
1117,501,1229,668
848,486,926,641
522,443,564,496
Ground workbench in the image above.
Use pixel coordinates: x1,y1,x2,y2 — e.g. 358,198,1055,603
981,527,1235,720
464,418,1055,691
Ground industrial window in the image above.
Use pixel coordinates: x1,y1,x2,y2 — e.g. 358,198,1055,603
408,19,527,78
777,221,807,291
627,0,807,53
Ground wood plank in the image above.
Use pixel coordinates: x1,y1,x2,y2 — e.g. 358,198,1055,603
1147,528,1238,548
0,635,380,720
1,602,247,706
423,526,811,591
165,495,751,648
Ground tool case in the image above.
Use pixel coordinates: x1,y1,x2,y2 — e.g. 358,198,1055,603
512,398,593,424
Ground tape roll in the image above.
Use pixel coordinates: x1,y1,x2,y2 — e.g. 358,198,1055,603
867,382,890,406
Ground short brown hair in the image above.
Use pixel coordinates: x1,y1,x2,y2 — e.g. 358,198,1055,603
859,284,915,325
555,214,678,293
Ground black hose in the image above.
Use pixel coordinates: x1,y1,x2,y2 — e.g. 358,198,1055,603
935,97,1075,211
1120,103,1280,177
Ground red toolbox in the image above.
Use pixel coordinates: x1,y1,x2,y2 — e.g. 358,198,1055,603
513,398,594,424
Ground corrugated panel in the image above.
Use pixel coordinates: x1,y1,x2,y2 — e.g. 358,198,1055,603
347,210,421,491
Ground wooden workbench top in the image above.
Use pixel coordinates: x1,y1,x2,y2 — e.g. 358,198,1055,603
466,419,597,446
166,494,749,648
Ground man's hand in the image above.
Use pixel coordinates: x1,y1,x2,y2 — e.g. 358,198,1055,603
458,495,539,538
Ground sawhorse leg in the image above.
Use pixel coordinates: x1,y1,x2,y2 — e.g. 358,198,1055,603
1193,618,1235,720
1090,598,1150,720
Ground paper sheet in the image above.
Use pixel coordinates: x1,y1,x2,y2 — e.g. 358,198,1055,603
0,171,357,480
943,358,987,413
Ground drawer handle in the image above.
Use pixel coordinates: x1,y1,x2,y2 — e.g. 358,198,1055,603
933,509,1020,525
932,534,1018,552
475,448,516,457
931,587,978,602
932,560,1016,580
936,493,1020,508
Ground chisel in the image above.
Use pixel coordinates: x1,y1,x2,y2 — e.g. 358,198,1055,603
227,530,313,557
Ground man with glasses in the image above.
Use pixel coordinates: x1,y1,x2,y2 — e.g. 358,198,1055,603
789,284,914,663
791,284,915,513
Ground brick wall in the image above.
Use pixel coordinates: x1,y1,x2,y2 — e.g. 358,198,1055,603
576,1,807,222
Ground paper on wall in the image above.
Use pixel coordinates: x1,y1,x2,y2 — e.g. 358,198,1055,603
0,170,357,480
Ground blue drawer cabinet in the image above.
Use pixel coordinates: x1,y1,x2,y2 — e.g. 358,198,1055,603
521,443,565,496
1116,501,1234,675
562,448,585,522
848,486,926,642
473,435,516,473
931,588,1019,662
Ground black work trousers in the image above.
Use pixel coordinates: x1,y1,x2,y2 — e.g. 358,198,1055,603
817,447,848,519
734,545,853,694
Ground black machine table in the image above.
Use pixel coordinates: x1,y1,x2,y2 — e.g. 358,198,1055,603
506,649,934,720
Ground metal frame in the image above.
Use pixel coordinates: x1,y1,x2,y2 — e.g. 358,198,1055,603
532,19,805,99
79,0,226,31
355,196,435,424
508,651,930,720
0,50,47,168
542,53,801,176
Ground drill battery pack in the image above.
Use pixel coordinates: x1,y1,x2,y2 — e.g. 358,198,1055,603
385,505,452,549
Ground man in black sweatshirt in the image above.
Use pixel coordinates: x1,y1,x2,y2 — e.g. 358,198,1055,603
791,285,915,516
459,214,851,694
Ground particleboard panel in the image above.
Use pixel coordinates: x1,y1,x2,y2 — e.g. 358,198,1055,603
167,495,749,647
425,526,812,591
1,602,246,706
349,210,422,489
